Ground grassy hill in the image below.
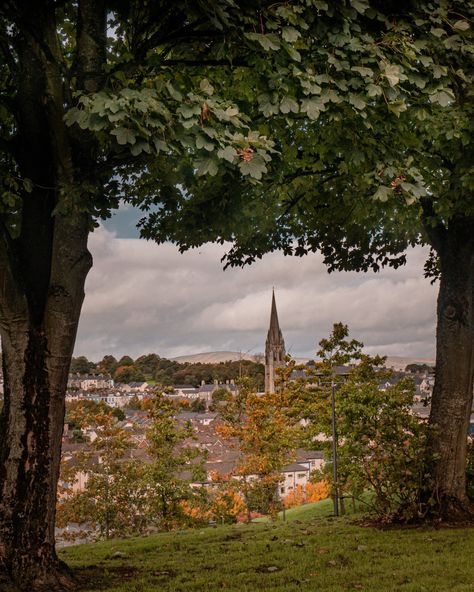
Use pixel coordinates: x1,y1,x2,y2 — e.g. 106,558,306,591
60,500,474,591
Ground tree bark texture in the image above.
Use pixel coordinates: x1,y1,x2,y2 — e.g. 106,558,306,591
0,1,105,589
0,215,92,591
426,217,474,518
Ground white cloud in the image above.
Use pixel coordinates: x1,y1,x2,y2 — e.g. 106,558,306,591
74,226,437,361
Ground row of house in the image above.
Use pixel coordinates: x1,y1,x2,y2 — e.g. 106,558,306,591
62,405,326,501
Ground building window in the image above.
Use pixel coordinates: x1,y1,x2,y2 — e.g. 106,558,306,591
297,473,306,479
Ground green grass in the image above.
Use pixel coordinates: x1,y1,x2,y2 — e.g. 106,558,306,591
253,498,336,522
60,500,474,592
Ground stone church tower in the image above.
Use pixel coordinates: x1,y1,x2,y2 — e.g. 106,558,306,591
265,290,286,393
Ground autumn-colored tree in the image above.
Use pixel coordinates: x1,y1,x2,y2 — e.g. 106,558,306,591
113,364,146,384
218,379,298,518
284,481,330,509
181,474,247,526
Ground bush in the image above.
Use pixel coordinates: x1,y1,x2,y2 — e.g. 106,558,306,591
335,373,429,521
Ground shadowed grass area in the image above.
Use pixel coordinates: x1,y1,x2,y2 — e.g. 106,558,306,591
60,499,474,592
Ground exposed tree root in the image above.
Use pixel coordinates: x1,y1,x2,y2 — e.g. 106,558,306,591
0,558,77,592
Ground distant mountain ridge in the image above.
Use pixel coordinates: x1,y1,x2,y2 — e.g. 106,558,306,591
171,351,435,369
171,351,262,364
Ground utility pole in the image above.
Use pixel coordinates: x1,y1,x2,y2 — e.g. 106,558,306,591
331,381,339,517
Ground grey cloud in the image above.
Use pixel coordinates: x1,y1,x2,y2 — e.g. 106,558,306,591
74,226,437,361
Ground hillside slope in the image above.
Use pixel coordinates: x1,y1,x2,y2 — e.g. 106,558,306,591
61,501,474,591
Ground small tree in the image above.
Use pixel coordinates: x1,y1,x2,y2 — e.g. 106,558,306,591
57,412,147,538
218,379,298,518
190,398,206,413
284,481,329,509
145,393,206,530
335,368,429,521
292,324,431,521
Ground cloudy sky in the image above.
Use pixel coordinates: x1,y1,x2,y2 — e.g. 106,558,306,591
73,206,438,362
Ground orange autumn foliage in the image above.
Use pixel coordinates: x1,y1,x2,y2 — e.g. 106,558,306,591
180,488,246,524
284,481,329,509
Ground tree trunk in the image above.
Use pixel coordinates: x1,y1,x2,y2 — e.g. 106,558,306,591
0,215,92,591
0,2,105,587
425,218,474,519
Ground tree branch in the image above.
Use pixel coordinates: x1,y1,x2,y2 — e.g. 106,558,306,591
420,197,446,253
161,58,248,67
74,0,107,93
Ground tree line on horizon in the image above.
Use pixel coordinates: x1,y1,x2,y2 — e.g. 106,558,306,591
70,353,265,390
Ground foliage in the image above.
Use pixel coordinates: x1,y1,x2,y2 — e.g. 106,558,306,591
66,399,114,428
96,355,119,375
59,393,208,537
113,364,146,384
405,363,434,374
181,480,247,526
334,370,430,521
144,393,207,530
140,1,474,272
217,379,299,517
292,324,430,521
70,356,96,375
284,481,329,509
57,412,148,539
112,407,125,421
190,398,206,413
123,394,146,410
209,387,232,411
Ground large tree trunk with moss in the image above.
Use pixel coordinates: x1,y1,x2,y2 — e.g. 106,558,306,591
425,217,474,519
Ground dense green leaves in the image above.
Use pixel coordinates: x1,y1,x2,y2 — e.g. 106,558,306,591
135,1,473,277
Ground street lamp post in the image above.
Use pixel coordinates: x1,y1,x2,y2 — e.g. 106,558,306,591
330,381,339,517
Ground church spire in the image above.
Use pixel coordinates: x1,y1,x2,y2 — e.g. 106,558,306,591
265,289,286,393
268,289,281,341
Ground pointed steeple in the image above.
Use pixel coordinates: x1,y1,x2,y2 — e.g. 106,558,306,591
268,289,281,342
265,290,286,393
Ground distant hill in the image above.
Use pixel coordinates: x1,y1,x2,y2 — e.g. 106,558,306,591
171,351,435,370
383,356,435,371
171,351,262,364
